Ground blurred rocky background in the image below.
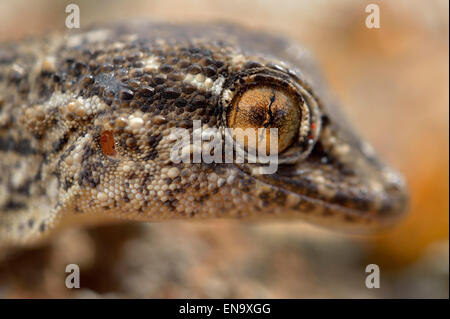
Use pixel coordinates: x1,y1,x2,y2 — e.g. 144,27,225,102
0,0,448,298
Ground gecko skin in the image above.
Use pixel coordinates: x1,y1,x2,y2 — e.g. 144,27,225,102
0,21,407,246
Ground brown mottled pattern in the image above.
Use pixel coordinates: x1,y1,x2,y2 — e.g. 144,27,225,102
0,21,407,246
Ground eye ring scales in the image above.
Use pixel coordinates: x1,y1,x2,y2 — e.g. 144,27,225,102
221,68,322,164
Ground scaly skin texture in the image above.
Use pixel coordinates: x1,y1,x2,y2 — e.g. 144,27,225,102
0,21,407,246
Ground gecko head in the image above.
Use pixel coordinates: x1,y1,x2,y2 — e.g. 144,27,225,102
54,30,407,232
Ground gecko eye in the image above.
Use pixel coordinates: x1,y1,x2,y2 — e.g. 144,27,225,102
227,85,301,154
222,70,322,164
100,130,117,156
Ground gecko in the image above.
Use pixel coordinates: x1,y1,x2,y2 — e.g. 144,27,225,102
0,21,408,247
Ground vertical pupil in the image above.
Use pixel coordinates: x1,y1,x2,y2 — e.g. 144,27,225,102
100,130,116,156
227,85,301,154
